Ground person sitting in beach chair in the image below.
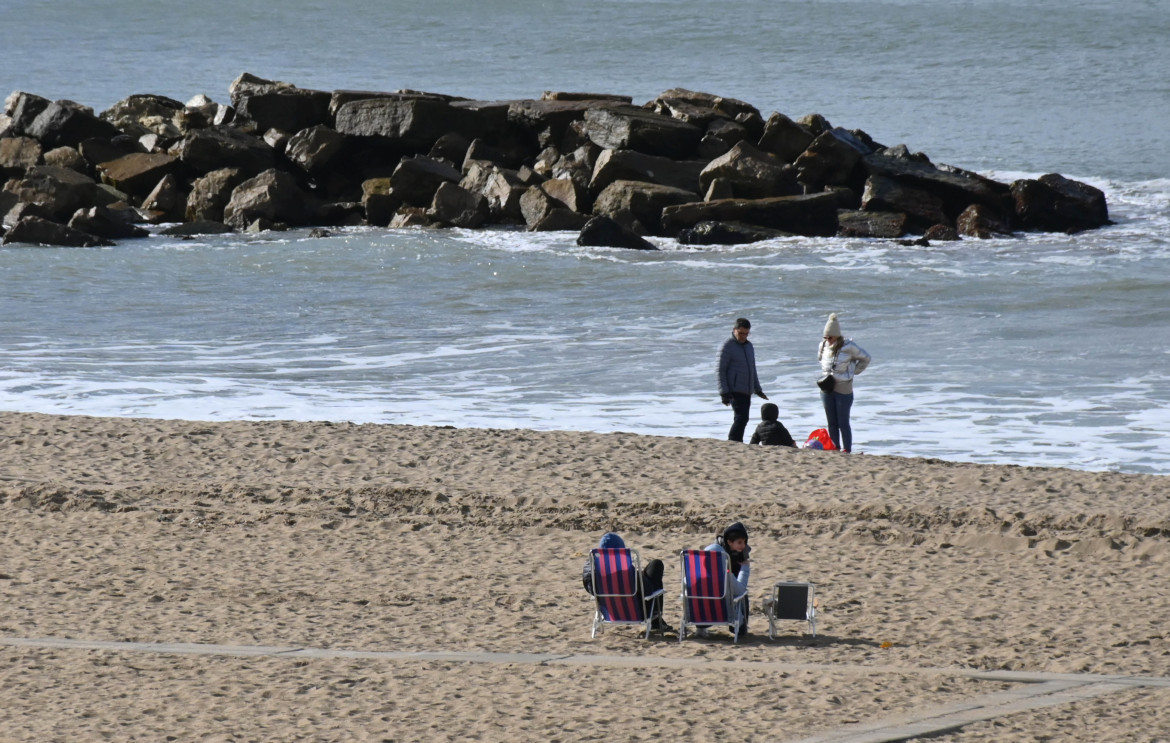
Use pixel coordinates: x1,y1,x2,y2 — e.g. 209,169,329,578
582,532,671,637
678,542,748,643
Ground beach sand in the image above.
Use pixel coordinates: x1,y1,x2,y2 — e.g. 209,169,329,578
2,411,1169,741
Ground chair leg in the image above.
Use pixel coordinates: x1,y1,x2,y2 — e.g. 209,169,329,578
591,610,600,639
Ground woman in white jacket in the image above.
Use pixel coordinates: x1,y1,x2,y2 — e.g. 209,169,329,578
818,313,871,452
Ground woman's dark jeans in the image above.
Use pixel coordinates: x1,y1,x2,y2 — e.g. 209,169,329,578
820,390,855,451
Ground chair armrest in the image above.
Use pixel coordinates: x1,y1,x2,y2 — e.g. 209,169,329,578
643,588,665,601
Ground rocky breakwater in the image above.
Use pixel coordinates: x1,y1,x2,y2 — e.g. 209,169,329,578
0,73,1110,249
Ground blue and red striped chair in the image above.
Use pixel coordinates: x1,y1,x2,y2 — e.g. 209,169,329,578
679,549,746,643
589,547,664,639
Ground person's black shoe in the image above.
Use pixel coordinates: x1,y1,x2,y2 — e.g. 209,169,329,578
651,617,674,634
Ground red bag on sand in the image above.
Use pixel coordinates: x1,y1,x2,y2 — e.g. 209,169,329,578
805,428,837,451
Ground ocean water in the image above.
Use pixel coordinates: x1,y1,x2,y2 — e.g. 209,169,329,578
1,0,1168,474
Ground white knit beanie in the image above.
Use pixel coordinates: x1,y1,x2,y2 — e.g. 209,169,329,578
823,313,842,337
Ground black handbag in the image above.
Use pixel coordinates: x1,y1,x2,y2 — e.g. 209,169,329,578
817,373,835,393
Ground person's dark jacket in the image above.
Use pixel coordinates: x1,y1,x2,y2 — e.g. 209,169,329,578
750,420,796,447
718,336,763,398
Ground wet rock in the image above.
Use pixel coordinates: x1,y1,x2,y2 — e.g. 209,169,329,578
861,175,948,230
661,192,840,237
699,141,800,199
389,206,433,228
592,179,697,235
836,209,909,238
532,207,590,232
956,203,1012,238
286,125,345,174
677,220,793,245
1010,174,1109,233
863,153,1013,218
223,168,309,230
923,223,961,241
186,167,246,223
2,215,113,247
794,128,872,190
582,105,704,159
10,165,99,221
96,152,180,199
311,201,364,227
576,215,657,250
68,206,150,239
176,125,278,176
426,181,488,228
361,177,400,226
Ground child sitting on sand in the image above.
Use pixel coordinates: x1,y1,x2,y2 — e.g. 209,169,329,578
749,402,796,447
582,532,671,633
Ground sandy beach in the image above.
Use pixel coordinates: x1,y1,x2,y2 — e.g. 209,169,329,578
1,410,1169,742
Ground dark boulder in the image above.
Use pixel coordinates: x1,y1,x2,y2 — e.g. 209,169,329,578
677,220,793,245
361,177,400,226
5,92,52,135
79,135,146,168
10,165,99,221
229,73,331,133
389,155,462,206
757,112,816,164
426,181,488,228
223,168,309,230
956,203,1013,238
286,125,345,173
532,208,590,232
311,201,364,227
176,125,277,176
2,215,113,247
794,128,872,190
429,132,473,167
836,209,908,239
582,105,704,159
652,88,761,122
592,180,698,235
862,153,1013,218
539,176,588,214
661,192,840,237
704,117,749,150
699,141,801,199
186,167,246,223
507,99,611,148
519,184,561,228
576,215,657,250
334,97,488,150
68,206,150,239
43,146,89,174
25,100,120,148
923,223,961,241
861,175,948,230
1010,174,1110,233
589,149,705,196
96,152,180,199
139,173,187,223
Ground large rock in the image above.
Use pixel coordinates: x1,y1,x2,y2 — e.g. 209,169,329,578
176,126,277,176
389,156,462,206
862,153,1013,218
139,173,187,223
10,165,99,221
43,146,88,174
592,180,698,235
229,73,331,133
699,141,800,199
582,105,704,159
2,215,113,247
426,181,488,228
576,215,657,250
661,192,840,237
677,220,793,245
101,94,190,139
519,185,560,228
24,100,120,148
1010,174,1109,233
539,177,588,214
5,92,51,134
68,206,150,239
794,128,872,189
507,99,611,147
186,167,246,222
334,97,488,150
285,125,345,173
223,169,309,229
836,209,908,239
96,152,180,199
651,88,761,122
0,136,42,177
757,112,816,164
532,208,590,232
479,166,527,223
79,135,146,168
360,177,400,226
956,203,1012,238
860,175,948,229
589,149,705,196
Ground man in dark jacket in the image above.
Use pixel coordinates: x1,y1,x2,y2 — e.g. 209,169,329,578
717,317,768,442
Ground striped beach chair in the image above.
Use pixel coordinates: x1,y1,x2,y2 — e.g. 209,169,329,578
589,547,664,639
763,581,818,640
678,549,746,643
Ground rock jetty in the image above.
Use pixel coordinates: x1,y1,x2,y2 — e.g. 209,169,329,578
1,73,1111,248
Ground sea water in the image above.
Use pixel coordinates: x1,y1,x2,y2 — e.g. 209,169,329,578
1,0,1168,474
